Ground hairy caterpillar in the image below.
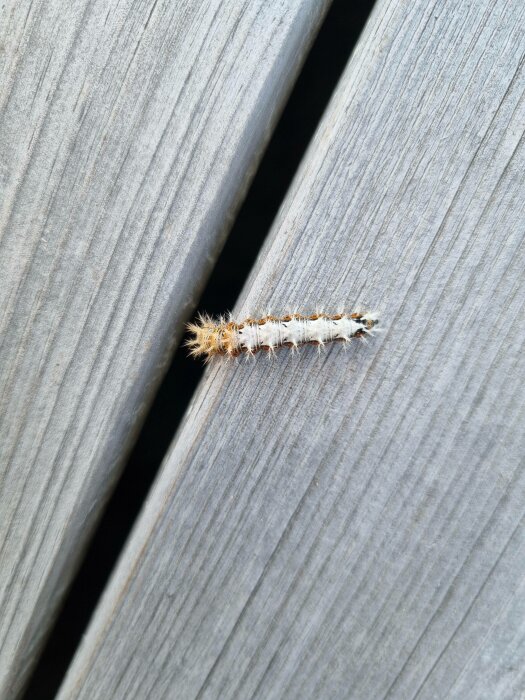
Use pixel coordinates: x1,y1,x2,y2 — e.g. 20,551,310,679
186,311,379,361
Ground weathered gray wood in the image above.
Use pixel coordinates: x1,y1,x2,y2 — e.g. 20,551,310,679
59,0,525,698
0,1,331,696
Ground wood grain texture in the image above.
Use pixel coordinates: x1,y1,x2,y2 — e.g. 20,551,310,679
0,0,331,696
58,0,525,698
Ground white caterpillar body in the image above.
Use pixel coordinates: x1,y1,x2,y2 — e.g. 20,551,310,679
186,311,379,360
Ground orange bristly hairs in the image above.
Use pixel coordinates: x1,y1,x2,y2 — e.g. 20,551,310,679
186,311,379,361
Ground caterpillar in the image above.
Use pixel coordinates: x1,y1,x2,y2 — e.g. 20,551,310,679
186,311,379,361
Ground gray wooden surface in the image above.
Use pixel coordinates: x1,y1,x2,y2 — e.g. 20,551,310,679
55,1,525,699
57,0,525,698
0,1,332,696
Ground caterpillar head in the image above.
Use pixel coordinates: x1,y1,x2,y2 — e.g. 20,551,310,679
185,315,221,359
185,314,239,360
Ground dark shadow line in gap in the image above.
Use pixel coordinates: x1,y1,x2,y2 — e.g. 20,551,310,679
23,1,376,697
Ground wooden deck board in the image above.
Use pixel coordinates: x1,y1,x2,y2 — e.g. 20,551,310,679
57,0,525,698
0,0,331,696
